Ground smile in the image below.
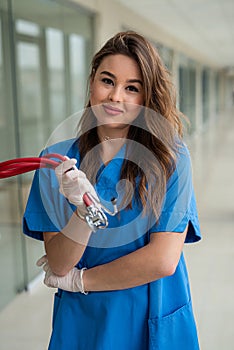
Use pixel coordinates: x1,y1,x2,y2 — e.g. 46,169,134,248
103,104,124,116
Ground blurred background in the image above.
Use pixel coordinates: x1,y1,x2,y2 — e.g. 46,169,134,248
0,0,233,349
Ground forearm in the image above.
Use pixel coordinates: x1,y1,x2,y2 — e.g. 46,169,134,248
84,250,159,291
44,212,92,276
44,157,100,275
84,243,178,291
40,230,186,293
84,230,186,292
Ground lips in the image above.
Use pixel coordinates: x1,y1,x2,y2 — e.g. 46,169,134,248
103,104,124,116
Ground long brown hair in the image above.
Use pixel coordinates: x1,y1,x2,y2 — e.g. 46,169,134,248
78,31,184,220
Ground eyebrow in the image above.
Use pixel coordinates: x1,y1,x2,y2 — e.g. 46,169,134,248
100,71,143,86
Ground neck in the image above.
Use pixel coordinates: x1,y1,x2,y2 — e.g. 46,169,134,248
97,127,127,165
97,125,129,142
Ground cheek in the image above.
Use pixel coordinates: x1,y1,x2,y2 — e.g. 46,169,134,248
129,92,144,106
136,93,144,105
124,105,143,123
90,86,106,105
90,104,103,123
90,80,98,103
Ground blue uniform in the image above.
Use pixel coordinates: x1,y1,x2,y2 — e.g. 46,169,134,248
23,138,201,350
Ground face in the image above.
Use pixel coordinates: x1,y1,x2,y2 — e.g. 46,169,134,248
90,54,144,136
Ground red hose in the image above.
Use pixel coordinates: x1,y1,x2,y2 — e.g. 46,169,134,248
0,153,66,179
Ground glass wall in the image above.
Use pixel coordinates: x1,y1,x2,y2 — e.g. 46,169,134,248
156,43,173,71
152,44,199,135
0,0,25,311
202,68,210,124
179,56,197,134
214,72,221,115
0,0,94,310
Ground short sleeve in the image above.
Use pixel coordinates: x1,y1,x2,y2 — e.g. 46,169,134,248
149,145,201,243
22,139,79,241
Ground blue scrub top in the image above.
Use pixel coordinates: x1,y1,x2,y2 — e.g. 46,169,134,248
23,138,201,350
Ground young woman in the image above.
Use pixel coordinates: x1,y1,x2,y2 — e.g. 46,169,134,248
23,31,201,350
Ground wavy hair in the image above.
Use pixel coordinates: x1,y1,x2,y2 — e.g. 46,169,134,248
77,31,185,220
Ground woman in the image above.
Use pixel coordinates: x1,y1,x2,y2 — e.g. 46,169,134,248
23,31,201,350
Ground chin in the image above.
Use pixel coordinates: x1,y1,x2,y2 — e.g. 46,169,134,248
98,121,130,129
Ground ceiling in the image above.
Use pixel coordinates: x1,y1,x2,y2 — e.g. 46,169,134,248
115,0,234,70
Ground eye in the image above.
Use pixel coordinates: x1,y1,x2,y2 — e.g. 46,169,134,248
102,78,114,85
126,85,139,93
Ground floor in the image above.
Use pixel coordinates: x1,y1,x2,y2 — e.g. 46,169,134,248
185,108,234,349
0,108,233,350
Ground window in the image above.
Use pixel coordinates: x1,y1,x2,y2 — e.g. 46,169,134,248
0,0,94,309
179,55,196,134
202,69,210,124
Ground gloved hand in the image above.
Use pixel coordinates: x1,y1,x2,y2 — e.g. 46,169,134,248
55,157,100,216
36,255,87,294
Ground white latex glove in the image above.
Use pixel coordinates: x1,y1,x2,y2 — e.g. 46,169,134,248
55,157,99,215
36,255,87,293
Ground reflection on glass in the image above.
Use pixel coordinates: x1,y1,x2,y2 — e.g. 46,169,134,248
179,62,196,134
1,0,94,310
17,41,44,155
202,69,210,124
156,44,173,71
0,18,2,66
0,11,25,311
46,28,66,126
16,19,40,36
0,17,5,129
188,67,196,132
70,34,86,113
215,73,220,113
17,42,42,119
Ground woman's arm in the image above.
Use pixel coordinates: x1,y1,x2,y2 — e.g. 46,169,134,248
42,225,187,291
83,226,187,291
43,212,92,276
43,157,100,276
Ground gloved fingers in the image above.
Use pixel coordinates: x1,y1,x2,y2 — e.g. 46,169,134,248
55,158,100,209
70,195,85,206
43,268,82,292
44,273,58,288
74,179,100,207
35,255,56,289
55,158,78,176
36,255,48,267
58,172,83,201
62,167,87,185
42,261,51,273
59,171,96,202
36,256,54,278
62,168,86,182
86,186,100,204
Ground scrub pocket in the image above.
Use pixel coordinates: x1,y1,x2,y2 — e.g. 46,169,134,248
52,290,62,329
148,300,200,350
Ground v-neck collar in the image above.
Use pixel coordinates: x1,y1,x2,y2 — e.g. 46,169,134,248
96,143,126,188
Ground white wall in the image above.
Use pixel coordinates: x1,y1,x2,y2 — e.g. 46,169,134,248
71,0,218,67
70,0,231,125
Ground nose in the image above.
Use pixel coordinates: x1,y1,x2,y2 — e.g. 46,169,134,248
109,86,123,102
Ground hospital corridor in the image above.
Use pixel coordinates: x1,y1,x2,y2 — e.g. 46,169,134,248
0,0,234,349
0,106,233,349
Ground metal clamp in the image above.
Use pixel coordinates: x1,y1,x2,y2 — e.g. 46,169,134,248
82,192,118,232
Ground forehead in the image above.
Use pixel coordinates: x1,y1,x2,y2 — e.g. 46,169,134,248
96,54,142,79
